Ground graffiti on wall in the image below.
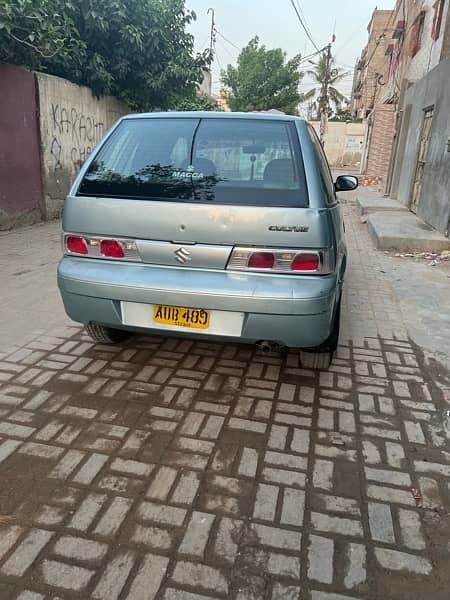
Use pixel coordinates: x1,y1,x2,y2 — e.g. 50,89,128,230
49,103,106,171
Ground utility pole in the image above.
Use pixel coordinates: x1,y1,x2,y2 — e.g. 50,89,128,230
207,8,216,58
319,42,332,146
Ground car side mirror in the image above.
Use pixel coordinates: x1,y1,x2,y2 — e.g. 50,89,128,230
334,175,359,192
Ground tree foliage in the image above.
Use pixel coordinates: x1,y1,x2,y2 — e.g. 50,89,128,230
303,54,348,119
221,37,304,115
0,0,210,110
174,94,222,112
329,104,359,122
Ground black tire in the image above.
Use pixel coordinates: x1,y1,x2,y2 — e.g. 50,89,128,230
85,322,132,344
299,297,341,370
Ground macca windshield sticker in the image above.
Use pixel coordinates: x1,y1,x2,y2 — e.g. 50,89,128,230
171,166,204,180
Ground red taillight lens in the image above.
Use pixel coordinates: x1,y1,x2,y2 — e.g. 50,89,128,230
248,252,275,269
66,236,88,255
291,252,320,271
101,239,125,258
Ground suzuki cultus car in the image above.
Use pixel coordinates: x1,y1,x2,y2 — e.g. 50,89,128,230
58,112,358,369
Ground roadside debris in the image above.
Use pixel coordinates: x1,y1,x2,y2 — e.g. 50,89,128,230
0,515,15,526
393,250,450,266
411,487,423,508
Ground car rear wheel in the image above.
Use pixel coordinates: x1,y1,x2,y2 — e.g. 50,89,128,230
299,296,341,370
85,323,132,344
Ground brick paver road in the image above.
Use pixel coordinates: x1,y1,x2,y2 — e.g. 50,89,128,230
0,202,449,600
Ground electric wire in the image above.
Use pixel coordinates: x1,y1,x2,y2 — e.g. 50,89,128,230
288,0,321,52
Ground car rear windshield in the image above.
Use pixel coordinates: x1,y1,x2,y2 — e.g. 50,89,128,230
77,117,309,207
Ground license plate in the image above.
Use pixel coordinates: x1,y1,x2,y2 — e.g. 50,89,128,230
153,305,210,329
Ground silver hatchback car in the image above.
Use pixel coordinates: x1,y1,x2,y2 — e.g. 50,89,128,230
58,112,358,369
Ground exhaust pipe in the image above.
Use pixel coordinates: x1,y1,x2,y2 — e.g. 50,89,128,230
256,341,285,354
258,341,273,354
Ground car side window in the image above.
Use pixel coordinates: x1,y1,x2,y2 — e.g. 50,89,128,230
307,124,336,205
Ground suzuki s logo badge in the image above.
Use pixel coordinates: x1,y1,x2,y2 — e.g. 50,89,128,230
174,247,191,264
268,225,309,232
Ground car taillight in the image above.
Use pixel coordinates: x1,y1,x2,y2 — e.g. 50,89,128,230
66,236,88,255
248,252,275,269
291,252,320,271
63,234,141,261
227,247,333,274
101,239,125,258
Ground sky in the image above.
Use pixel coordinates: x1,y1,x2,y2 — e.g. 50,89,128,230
186,0,394,103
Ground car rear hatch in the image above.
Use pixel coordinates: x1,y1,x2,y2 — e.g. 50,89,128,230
64,115,334,273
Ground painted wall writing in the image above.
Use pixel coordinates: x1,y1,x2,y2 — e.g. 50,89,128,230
36,72,127,219
50,103,106,168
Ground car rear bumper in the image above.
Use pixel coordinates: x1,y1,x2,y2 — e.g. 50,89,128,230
57,257,339,348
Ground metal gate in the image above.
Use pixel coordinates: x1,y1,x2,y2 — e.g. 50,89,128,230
410,107,433,213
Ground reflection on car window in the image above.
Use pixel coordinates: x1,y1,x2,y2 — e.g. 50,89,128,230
194,120,298,188
77,118,309,207
307,124,335,204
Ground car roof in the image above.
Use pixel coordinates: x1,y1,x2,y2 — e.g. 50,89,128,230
122,111,305,123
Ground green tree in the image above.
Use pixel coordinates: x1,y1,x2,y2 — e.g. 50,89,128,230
303,54,348,118
174,94,222,112
221,37,304,115
0,0,76,66
0,0,210,110
329,103,359,122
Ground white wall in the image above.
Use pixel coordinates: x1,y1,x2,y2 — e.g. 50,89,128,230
408,0,450,81
36,72,127,219
310,121,365,167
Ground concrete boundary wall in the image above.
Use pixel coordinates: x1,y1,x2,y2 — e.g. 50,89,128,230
36,73,127,219
310,121,365,167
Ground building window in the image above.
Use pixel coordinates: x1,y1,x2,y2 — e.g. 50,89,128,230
432,0,445,40
410,11,426,57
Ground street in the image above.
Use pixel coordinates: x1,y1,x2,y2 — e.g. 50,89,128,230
0,196,449,600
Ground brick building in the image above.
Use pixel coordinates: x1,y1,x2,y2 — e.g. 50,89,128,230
382,0,450,106
353,0,450,206
352,10,394,119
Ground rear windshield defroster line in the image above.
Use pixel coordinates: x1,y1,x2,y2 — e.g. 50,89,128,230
77,117,309,207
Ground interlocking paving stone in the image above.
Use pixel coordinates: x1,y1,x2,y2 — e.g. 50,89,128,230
375,547,432,575
0,526,24,561
131,524,173,550
53,535,108,563
179,511,216,557
368,502,395,543
171,561,228,594
40,559,94,590
398,509,426,550
253,483,279,521
138,501,187,526
92,550,135,600
93,496,134,537
1,529,54,577
127,553,169,600
344,542,367,589
280,488,305,526
308,535,334,583
311,512,363,537
68,493,108,531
